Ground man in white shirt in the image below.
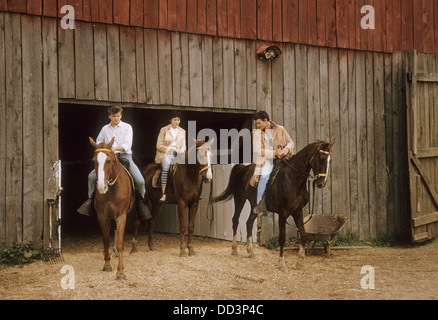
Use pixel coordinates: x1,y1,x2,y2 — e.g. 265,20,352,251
77,106,151,220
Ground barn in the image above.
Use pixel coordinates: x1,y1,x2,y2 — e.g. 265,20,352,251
1,0,438,249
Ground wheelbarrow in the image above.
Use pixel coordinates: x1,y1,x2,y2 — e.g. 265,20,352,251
301,213,348,255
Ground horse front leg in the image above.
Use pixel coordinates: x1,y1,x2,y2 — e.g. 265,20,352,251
187,202,199,256
177,202,188,257
131,208,141,254
115,214,127,280
97,214,112,272
231,196,246,256
278,213,288,272
292,208,306,270
246,211,258,258
147,202,162,251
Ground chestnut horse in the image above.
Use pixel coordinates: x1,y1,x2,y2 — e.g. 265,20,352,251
212,139,335,272
132,140,213,257
89,137,136,280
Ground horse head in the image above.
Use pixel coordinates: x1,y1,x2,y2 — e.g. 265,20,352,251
310,138,335,188
194,138,214,183
89,136,117,194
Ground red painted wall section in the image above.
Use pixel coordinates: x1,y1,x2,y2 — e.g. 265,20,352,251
1,0,438,54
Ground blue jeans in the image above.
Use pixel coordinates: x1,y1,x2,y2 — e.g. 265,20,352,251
88,153,146,199
257,162,274,204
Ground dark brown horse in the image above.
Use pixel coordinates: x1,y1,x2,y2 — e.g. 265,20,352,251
89,137,136,280
212,139,335,271
132,140,214,257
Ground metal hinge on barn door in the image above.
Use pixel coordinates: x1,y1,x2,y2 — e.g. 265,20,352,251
406,50,438,243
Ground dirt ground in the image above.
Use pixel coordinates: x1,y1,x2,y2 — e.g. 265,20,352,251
1,232,437,300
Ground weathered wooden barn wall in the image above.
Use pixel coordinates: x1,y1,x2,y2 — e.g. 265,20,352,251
1,0,438,54
0,11,411,247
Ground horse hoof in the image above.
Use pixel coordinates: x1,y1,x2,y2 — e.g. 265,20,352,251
247,249,256,258
103,266,112,272
116,274,126,280
279,265,289,272
231,249,238,256
130,248,138,254
179,250,188,257
188,250,196,257
295,260,305,270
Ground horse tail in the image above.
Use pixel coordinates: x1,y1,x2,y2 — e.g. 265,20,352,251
211,164,245,203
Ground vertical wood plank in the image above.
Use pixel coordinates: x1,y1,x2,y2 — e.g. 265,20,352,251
120,26,137,102
227,0,240,38
319,47,332,212
246,40,257,110
217,0,227,37
135,27,146,103
58,24,75,98
27,0,42,15
316,0,326,47
99,0,113,24
130,0,144,27
257,0,272,41
295,44,308,150
271,43,284,123
282,0,299,43
373,52,387,235
0,13,6,246
213,37,224,108
202,36,214,108
188,33,203,106
186,0,197,33
8,0,27,13
283,43,297,147
94,23,109,101
4,13,23,244
42,17,59,246
234,39,247,110
144,0,159,28
113,0,130,25
241,0,256,39
22,15,44,243
171,32,189,106
347,50,359,236
158,30,172,105
144,29,160,104
223,38,235,108
75,21,95,100
337,49,350,223
365,51,377,238
107,24,121,101
356,51,369,239
401,0,413,51
206,0,217,36
325,0,337,47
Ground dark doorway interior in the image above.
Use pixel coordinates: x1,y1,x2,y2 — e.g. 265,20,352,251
59,104,252,236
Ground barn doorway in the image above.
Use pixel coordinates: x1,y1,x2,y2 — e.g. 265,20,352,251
58,103,253,236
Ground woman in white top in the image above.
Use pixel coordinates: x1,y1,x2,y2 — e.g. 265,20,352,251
154,111,186,203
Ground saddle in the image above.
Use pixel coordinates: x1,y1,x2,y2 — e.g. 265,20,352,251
152,163,178,188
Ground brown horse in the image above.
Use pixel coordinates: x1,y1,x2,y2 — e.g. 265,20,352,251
89,136,136,280
212,139,335,272
132,139,214,257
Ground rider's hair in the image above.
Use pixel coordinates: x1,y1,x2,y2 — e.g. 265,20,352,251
108,105,123,115
252,111,270,121
169,110,182,120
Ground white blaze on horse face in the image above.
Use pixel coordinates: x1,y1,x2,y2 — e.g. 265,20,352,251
206,150,213,181
96,152,108,194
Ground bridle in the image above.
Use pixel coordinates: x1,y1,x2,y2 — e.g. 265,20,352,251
281,143,332,181
94,148,122,186
280,142,332,225
196,145,212,177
